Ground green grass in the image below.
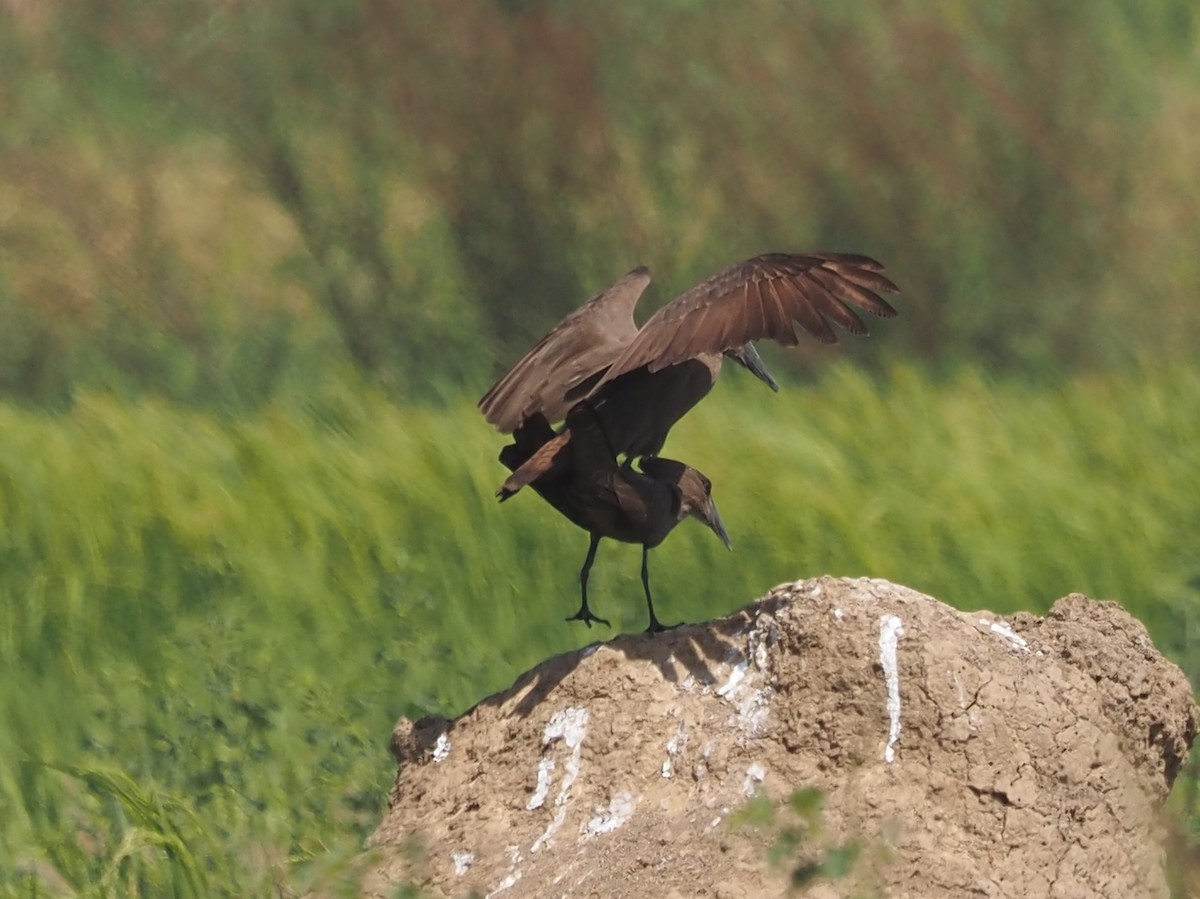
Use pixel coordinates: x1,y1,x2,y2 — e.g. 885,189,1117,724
1,362,1198,895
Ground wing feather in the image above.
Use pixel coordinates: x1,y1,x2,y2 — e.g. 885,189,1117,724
590,252,899,392
778,276,839,344
803,265,899,319
479,267,651,432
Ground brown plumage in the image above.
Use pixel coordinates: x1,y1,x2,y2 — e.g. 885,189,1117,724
480,252,899,498
500,403,730,632
482,250,900,631
481,267,650,434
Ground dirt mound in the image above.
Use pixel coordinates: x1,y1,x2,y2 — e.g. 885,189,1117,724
365,577,1198,898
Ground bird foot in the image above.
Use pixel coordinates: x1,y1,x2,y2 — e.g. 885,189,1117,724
566,606,611,629
645,617,681,635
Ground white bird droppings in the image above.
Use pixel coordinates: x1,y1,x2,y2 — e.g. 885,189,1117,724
734,687,772,737
584,791,636,837
527,758,554,810
716,657,772,737
716,623,776,738
432,732,451,763
879,615,905,763
833,607,844,621
742,762,766,796
986,619,1030,653
529,707,589,853
716,660,747,698
452,851,474,876
485,847,522,897
488,871,519,897
662,723,686,778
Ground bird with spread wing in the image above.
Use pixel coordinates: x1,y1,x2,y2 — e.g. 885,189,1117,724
480,251,899,631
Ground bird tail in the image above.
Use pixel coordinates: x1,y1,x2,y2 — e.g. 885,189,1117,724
497,431,572,500
494,401,616,501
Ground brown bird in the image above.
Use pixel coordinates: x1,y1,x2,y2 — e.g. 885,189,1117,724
480,252,899,498
500,403,730,632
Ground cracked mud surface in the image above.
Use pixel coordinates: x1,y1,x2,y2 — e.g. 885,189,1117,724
365,577,1198,898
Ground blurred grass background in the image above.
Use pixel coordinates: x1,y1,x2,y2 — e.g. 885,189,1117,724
1,0,1198,895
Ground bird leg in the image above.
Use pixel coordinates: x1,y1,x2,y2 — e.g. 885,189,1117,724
641,545,678,634
566,533,611,628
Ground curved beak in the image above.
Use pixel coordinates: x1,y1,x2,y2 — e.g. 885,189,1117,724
729,343,779,392
698,496,733,551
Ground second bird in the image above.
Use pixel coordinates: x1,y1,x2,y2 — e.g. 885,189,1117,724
500,402,729,632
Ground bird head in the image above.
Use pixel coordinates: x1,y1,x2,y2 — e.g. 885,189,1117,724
639,457,732,550
726,343,779,392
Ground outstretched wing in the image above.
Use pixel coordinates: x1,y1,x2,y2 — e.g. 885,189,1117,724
590,253,898,392
479,267,652,433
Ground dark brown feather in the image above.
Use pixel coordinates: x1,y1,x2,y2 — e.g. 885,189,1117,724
483,251,899,486
479,267,650,432
804,266,898,319
485,250,899,628
783,276,839,344
590,252,898,391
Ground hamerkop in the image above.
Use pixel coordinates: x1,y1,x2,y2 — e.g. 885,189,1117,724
500,403,730,632
481,250,900,629
481,253,898,498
